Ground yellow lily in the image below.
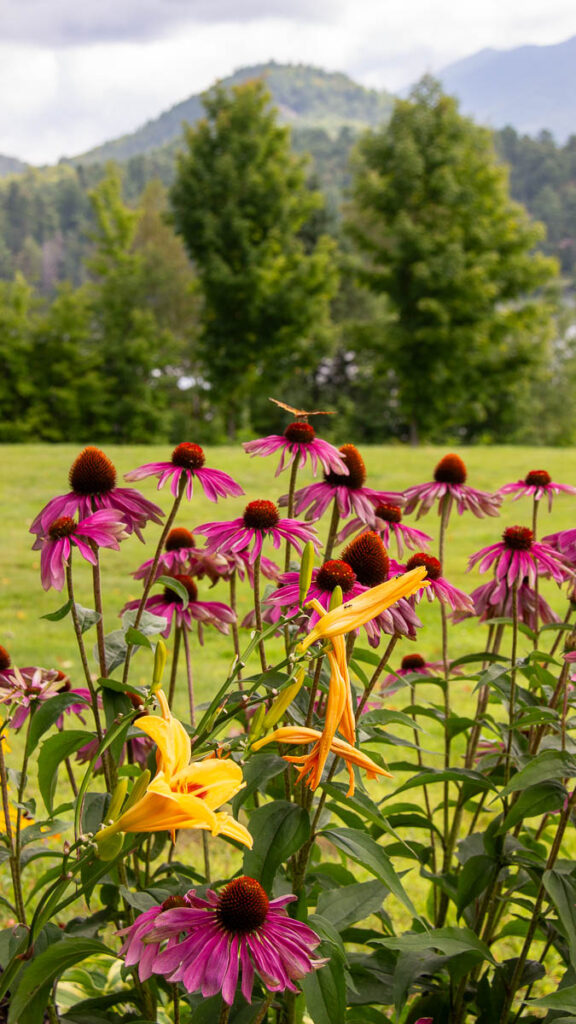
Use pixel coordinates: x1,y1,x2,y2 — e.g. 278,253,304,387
298,567,429,651
95,690,252,847
252,725,392,797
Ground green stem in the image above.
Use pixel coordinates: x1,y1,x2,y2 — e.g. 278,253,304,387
218,1001,231,1024
229,571,243,685
284,452,302,571
182,627,195,726
550,603,573,658
504,579,519,789
253,551,268,673
92,550,107,678
202,830,211,883
172,984,180,1024
253,992,275,1024
0,735,25,922
323,499,340,561
357,634,398,718
305,656,324,728
532,498,540,646
122,478,186,684
168,626,182,707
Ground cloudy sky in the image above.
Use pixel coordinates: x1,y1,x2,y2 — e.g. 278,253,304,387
2,0,576,164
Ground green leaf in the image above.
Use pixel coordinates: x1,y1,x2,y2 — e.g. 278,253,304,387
40,600,72,622
300,957,346,1024
8,939,114,1024
502,782,566,830
321,827,419,920
74,603,101,634
157,574,189,608
456,855,499,916
243,800,310,892
377,926,496,964
392,768,495,798
499,750,576,798
38,731,90,814
543,871,576,967
27,694,90,754
317,880,385,931
232,753,286,812
124,627,152,649
529,984,576,1011
97,676,147,696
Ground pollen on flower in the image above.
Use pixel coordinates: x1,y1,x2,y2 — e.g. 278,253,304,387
434,453,467,485
325,444,366,489
0,646,11,671
401,653,426,671
503,526,533,551
406,552,442,581
243,500,280,531
284,421,315,444
163,574,198,603
525,470,552,487
343,531,390,587
216,876,269,933
375,503,402,524
316,559,356,593
165,528,196,551
171,443,206,470
69,446,117,495
48,516,77,540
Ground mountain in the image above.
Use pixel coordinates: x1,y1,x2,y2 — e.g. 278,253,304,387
68,62,394,166
437,36,576,141
0,153,29,178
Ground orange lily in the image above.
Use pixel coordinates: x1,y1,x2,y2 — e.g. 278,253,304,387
252,725,391,797
95,690,252,847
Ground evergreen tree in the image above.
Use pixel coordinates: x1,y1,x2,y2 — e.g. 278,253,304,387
347,77,559,443
169,80,339,437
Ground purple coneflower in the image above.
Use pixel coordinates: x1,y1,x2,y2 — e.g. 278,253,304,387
468,526,573,588
403,453,501,520
243,419,348,477
337,503,433,558
125,442,244,502
30,447,164,541
400,553,474,613
197,500,321,563
120,877,324,1003
76,733,153,773
342,532,422,643
122,574,236,641
33,509,127,591
263,560,364,626
453,578,560,631
0,658,86,731
381,653,445,695
499,469,576,512
542,528,576,567
285,444,404,522
132,527,231,586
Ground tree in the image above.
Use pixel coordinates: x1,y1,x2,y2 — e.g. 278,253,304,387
170,79,339,438
347,77,559,444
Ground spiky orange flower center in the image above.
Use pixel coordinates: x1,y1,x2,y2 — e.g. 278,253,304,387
343,531,389,587
503,526,533,551
48,516,76,540
0,646,11,671
217,876,269,933
525,470,551,487
163,573,198,603
284,421,315,444
69,446,117,495
406,552,442,581
434,453,467,485
325,444,366,489
375,503,402,524
243,500,280,531
401,653,426,671
171,443,206,470
316,559,356,593
165,528,196,551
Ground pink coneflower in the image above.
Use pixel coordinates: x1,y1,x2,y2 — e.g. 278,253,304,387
453,578,560,631
468,526,573,588
342,533,422,642
121,877,324,1003
0,662,86,731
403,453,502,520
338,503,433,557
125,442,244,502
401,553,474,613
542,529,576,566
132,527,231,586
76,733,153,773
122,575,236,641
243,420,348,477
33,510,127,591
264,560,365,629
197,500,321,564
499,469,576,512
285,444,404,522
381,653,445,694
30,447,164,542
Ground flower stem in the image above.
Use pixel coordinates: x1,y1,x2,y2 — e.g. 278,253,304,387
0,736,25,922
504,579,519,789
92,550,107,678
284,452,302,571
182,627,195,726
168,626,182,707
305,656,324,728
218,1002,230,1024
253,992,275,1024
324,499,340,561
122,479,186,684
172,984,180,1024
229,571,243,686
532,497,540,646
253,551,268,673
357,634,398,717
66,560,113,792
202,830,211,883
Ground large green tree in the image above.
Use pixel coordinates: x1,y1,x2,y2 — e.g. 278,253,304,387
170,79,339,437
347,77,559,443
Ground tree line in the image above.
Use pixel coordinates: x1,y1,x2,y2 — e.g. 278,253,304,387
1,77,573,445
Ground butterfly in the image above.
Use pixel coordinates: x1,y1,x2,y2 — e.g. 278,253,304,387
269,398,334,418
